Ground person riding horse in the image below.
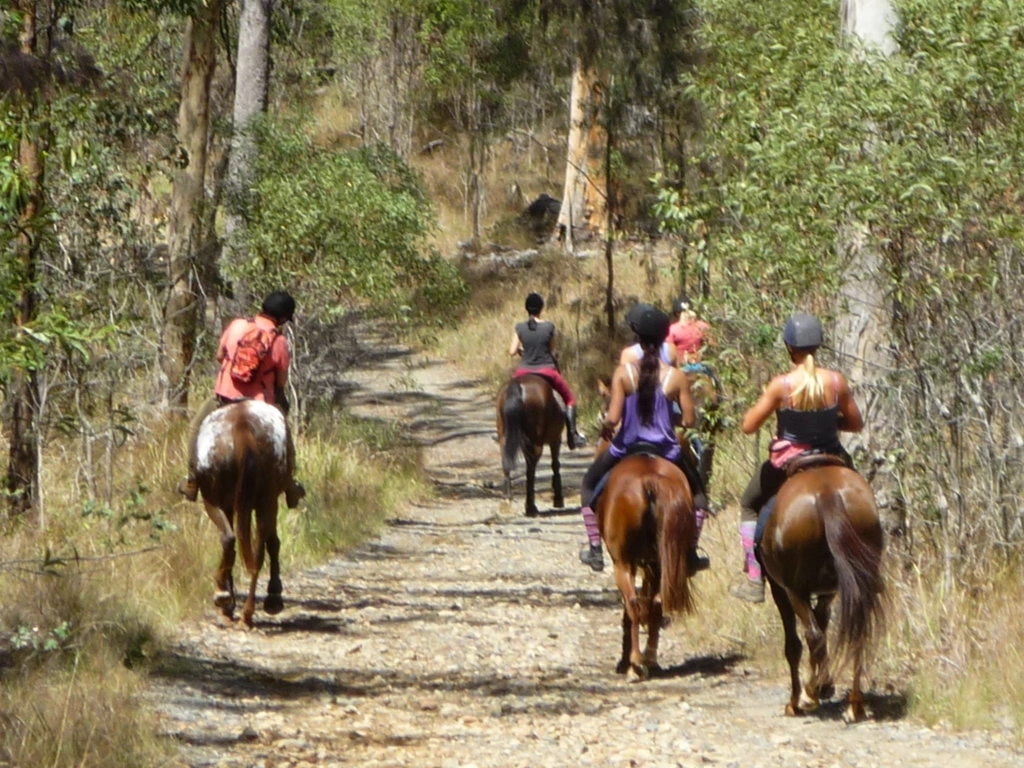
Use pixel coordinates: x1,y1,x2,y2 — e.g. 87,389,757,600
178,290,305,509
730,312,864,603
668,296,711,368
508,292,587,450
579,305,712,574
619,303,678,367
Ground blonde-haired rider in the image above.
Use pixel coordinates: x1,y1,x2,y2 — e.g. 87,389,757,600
730,313,864,603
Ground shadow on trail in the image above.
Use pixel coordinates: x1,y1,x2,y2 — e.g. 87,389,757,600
809,689,910,723
651,652,745,680
154,652,633,718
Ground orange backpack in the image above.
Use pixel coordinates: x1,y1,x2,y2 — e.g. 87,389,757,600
229,322,279,385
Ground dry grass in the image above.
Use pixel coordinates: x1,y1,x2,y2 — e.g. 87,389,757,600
0,404,424,767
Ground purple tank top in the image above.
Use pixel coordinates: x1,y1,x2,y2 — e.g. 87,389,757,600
610,369,680,460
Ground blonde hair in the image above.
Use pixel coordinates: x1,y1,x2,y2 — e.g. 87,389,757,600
788,353,827,410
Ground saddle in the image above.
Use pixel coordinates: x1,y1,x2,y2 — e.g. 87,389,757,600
591,442,665,507
784,452,848,478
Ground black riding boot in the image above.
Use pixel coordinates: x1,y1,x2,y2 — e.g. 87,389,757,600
565,406,587,450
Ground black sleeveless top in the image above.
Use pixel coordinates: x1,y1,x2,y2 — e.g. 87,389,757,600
776,405,842,451
516,320,556,369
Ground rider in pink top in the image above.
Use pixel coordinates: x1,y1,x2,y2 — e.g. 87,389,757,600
668,297,711,364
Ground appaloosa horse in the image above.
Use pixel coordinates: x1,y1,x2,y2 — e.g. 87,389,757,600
496,374,564,516
194,400,291,627
596,452,696,679
759,458,886,722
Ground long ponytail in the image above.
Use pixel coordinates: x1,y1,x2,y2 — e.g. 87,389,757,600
789,353,826,410
637,340,661,424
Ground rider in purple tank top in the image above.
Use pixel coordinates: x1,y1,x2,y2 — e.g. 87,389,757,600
577,305,712,574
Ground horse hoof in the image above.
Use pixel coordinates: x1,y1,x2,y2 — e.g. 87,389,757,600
242,613,255,629
553,497,565,509
843,704,867,724
785,703,803,717
264,594,284,615
820,681,836,700
214,591,235,616
628,664,649,682
525,506,539,517
798,690,820,712
615,659,630,675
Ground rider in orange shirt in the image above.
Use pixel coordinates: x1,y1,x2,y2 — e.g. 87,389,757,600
177,291,305,508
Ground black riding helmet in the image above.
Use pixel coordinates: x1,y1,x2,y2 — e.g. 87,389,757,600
626,302,655,332
783,313,823,350
262,290,296,323
525,292,544,315
632,306,671,344
672,296,690,315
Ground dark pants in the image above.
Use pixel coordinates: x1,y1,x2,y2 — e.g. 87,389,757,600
739,447,854,523
581,447,709,510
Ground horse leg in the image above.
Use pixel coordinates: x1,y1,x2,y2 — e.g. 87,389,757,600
812,595,835,700
241,508,266,629
550,441,564,509
642,569,662,674
613,562,646,678
617,607,632,675
203,501,237,618
768,578,804,716
524,451,540,517
845,640,867,723
785,586,826,713
261,501,284,615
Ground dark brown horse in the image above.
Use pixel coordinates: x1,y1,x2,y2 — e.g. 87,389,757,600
759,459,885,722
194,400,291,627
596,453,696,679
496,374,564,516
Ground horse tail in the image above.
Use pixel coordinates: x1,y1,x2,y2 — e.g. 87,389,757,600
501,380,525,474
648,474,695,615
234,440,259,577
820,488,885,669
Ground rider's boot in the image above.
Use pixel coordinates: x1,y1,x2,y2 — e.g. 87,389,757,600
176,474,199,502
687,507,711,574
578,505,604,571
728,518,765,603
285,479,306,509
565,406,587,450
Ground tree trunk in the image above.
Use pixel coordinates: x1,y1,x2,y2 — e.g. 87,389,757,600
223,0,272,310
5,1,44,519
556,60,607,249
833,0,898,452
161,0,223,412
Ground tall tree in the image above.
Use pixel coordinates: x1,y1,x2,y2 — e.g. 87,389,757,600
160,0,224,411
5,0,46,517
833,0,899,452
557,60,607,249
222,0,272,306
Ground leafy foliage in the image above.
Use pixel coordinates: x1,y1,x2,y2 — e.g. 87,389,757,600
657,0,1024,555
232,117,466,317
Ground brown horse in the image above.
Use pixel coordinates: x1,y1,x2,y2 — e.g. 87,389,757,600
194,400,291,627
759,459,885,722
596,453,696,679
496,374,564,516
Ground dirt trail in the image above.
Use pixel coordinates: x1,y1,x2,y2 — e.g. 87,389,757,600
150,335,1023,768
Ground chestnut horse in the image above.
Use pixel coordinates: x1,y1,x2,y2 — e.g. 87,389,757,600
496,374,564,516
759,459,885,722
194,400,291,627
596,452,696,679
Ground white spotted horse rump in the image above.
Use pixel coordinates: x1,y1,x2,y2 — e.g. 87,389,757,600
196,400,288,473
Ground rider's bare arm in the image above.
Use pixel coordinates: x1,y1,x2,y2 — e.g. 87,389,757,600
670,368,696,429
666,343,679,367
836,375,864,433
741,376,786,434
601,366,628,439
508,329,522,359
